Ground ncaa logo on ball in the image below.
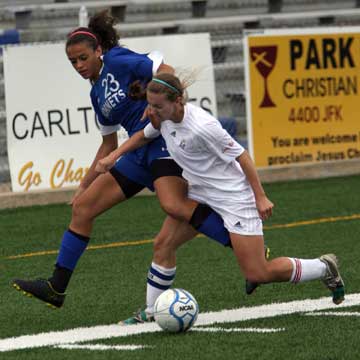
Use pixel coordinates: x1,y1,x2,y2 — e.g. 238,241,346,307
154,288,199,333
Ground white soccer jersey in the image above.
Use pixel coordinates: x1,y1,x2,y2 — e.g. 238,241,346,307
144,103,262,235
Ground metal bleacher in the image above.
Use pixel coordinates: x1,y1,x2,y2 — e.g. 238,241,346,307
0,0,360,185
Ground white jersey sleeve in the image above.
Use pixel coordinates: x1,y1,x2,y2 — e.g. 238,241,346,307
201,120,245,163
144,122,161,139
99,122,121,136
147,50,164,75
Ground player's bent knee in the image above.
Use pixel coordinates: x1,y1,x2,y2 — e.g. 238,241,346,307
71,198,94,222
159,202,177,218
159,202,187,221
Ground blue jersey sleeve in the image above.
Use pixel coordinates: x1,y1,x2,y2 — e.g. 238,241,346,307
129,54,153,80
105,47,154,82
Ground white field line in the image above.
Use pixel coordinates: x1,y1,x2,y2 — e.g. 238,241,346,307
305,311,360,317
192,327,285,333
56,344,150,351
56,329,282,352
1,293,360,352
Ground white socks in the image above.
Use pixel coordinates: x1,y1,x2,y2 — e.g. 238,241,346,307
146,262,176,314
289,258,327,283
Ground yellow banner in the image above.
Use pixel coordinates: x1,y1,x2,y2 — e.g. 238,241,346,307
245,28,360,167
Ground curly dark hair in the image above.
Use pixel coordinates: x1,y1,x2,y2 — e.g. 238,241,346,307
128,80,147,101
66,10,119,52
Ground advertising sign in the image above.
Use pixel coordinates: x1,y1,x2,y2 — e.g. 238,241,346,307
244,27,360,168
4,33,216,192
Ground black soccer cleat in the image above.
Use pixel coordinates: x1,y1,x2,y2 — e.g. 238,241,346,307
245,245,270,295
12,278,65,309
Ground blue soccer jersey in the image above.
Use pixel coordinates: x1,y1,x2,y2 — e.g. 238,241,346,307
89,46,171,191
90,46,161,136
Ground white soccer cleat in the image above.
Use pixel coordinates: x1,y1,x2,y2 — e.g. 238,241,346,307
319,254,345,305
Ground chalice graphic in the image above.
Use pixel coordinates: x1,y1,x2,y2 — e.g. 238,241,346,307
250,46,277,108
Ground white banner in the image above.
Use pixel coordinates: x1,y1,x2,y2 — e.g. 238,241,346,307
4,33,216,192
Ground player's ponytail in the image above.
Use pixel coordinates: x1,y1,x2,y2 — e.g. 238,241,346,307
66,10,119,52
88,10,119,52
128,80,147,101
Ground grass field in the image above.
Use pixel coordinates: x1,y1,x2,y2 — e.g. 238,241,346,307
1,174,360,359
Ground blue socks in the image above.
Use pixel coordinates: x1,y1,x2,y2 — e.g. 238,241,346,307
50,229,89,293
56,230,89,271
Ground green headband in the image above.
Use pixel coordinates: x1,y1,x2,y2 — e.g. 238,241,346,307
152,78,180,94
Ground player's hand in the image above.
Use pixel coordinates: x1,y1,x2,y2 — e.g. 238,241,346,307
140,105,150,121
96,156,116,174
141,106,162,129
147,107,161,129
256,195,274,221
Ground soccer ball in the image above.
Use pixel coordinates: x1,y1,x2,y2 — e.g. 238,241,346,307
154,288,199,332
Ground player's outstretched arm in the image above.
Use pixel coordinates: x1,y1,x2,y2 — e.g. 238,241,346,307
236,151,274,220
95,129,151,173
